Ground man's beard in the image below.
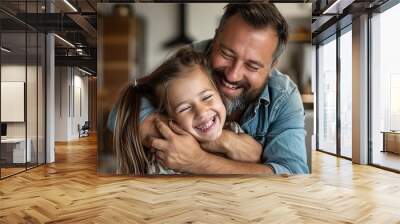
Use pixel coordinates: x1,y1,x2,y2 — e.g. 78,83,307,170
212,69,253,116
222,90,249,116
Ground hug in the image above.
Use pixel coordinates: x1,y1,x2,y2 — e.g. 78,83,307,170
108,3,309,175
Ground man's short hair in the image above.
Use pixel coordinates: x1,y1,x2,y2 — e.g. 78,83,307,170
218,3,288,63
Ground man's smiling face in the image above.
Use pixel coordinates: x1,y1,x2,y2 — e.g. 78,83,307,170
210,14,279,113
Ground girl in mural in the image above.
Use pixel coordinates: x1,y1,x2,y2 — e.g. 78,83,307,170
113,48,247,174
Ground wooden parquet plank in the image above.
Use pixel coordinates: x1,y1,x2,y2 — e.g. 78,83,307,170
1,134,400,223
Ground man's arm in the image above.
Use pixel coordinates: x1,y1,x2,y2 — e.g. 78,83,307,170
200,129,262,163
191,151,274,174
262,87,309,175
151,120,273,174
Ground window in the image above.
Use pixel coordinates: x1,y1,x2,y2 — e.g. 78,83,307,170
339,29,352,158
316,24,353,159
370,2,400,171
317,36,337,155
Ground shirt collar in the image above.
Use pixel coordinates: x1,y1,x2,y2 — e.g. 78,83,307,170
256,69,276,106
258,81,270,104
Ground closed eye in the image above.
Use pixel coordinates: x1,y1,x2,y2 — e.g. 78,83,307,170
202,94,213,101
246,63,260,72
178,106,191,113
221,49,234,60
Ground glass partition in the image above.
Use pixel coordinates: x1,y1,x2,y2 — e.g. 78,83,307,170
0,1,46,179
37,32,45,165
339,28,352,158
317,36,337,155
1,30,28,177
27,30,38,169
371,3,400,171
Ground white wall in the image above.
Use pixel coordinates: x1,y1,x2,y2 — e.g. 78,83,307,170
72,73,89,138
133,3,179,74
1,65,26,139
55,67,68,141
1,65,26,81
187,4,225,43
1,64,46,163
55,67,89,141
1,82,25,122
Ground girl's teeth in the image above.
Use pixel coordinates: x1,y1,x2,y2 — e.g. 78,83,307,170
198,120,213,131
197,117,216,131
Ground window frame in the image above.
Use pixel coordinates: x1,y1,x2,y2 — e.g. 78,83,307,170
315,20,353,161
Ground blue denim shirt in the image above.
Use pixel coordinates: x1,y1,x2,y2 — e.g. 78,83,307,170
108,40,309,175
239,69,309,174
196,40,308,174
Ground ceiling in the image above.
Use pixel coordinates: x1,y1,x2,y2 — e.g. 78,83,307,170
1,0,97,74
311,0,390,44
0,0,394,75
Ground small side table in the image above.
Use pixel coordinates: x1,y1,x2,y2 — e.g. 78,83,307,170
381,131,400,154
0,138,32,164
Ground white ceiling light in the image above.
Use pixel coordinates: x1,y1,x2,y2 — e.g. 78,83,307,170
76,48,85,55
1,47,11,53
78,67,93,76
323,0,355,15
54,34,75,48
63,0,78,12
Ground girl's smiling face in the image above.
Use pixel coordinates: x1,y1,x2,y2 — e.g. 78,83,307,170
166,66,226,142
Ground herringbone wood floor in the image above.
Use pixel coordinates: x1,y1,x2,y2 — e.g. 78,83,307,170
1,135,400,223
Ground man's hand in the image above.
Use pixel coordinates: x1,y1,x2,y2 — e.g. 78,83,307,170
150,120,208,173
149,119,273,175
139,113,168,148
200,129,262,163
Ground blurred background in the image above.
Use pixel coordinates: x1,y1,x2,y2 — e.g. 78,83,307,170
97,3,312,173
98,3,312,91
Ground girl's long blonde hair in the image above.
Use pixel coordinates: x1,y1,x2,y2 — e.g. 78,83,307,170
113,48,210,175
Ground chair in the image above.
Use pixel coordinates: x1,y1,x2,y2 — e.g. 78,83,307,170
79,121,90,138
